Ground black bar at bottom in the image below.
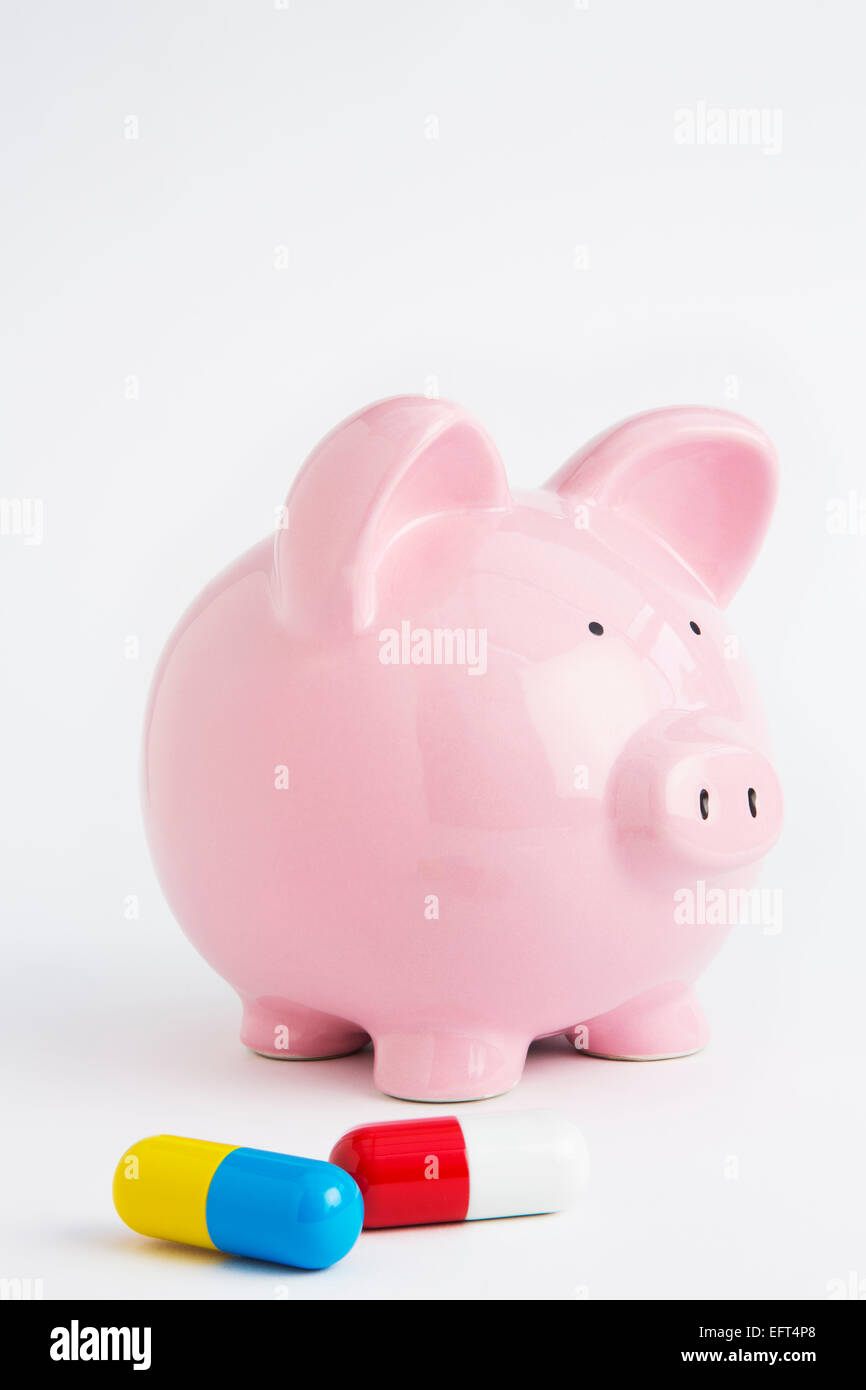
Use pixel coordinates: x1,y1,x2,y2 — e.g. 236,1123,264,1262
2,1298,861,1373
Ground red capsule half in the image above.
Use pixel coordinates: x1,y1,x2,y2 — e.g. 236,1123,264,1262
330,1116,469,1228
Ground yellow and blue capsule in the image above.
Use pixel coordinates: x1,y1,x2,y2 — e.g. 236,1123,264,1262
113,1135,363,1269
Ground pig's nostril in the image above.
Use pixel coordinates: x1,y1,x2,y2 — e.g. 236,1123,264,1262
699,788,709,820
748,787,757,818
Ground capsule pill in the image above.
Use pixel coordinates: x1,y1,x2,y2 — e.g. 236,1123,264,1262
113,1135,363,1269
329,1108,589,1228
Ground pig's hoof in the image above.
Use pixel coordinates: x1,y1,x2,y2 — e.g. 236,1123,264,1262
240,997,370,1060
372,1030,528,1102
566,983,709,1061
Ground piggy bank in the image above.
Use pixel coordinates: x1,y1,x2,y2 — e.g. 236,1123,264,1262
143,398,782,1101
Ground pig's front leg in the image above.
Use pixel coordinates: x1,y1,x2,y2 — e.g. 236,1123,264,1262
241,997,370,1060
565,982,709,1061
372,1028,529,1102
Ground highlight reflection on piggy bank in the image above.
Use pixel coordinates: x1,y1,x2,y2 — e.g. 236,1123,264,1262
143,398,782,1101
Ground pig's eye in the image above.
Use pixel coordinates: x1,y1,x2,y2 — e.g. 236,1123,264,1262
588,621,604,636
689,620,701,635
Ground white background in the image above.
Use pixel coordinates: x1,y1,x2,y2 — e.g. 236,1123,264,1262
2,0,865,1301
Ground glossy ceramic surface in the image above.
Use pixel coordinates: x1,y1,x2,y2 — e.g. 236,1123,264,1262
142,397,782,1100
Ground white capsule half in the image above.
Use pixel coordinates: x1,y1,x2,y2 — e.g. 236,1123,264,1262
459,1108,590,1220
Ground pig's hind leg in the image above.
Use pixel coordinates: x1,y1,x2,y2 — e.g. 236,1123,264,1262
564,982,709,1061
372,1028,529,1101
241,997,370,1060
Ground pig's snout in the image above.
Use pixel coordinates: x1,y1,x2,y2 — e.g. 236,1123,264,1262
612,722,783,871
658,745,782,866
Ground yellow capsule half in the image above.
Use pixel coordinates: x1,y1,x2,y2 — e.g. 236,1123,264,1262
113,1135,237,1250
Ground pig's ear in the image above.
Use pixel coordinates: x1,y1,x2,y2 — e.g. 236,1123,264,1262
548,407,778,606
275,397,511,634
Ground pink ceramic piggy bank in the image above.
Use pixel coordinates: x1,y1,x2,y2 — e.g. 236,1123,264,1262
143,398,782,1101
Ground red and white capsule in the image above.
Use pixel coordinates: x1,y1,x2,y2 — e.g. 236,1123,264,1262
329,1109,589,1228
